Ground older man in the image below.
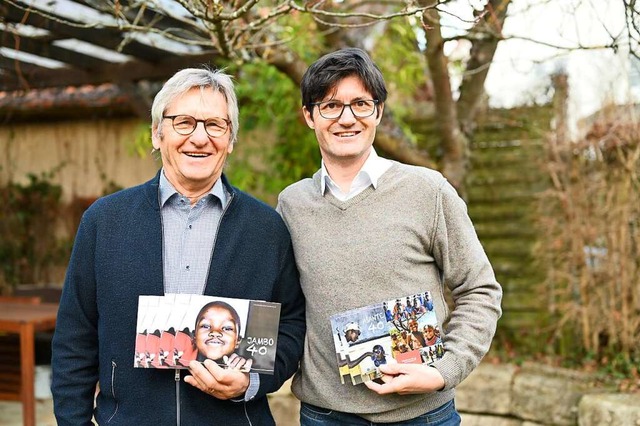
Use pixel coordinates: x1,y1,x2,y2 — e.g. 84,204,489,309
52,67,305,425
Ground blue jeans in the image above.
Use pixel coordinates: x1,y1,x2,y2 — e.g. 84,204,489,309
300,399,461,425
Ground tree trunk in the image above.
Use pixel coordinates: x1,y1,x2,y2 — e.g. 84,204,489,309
423,8,469,193
458,0,511,136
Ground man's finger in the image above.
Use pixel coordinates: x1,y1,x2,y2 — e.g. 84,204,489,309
364,378,396,395
202,358,226,379
233,357,252,372
377,363,407,375
185,362,210,391
242,358,253,372
226,355,253,371
376,373,394,384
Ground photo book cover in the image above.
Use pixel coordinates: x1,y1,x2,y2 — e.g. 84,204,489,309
329,291,445,385
134,294,281,374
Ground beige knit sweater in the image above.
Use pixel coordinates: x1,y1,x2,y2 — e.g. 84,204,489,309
277,161,502,422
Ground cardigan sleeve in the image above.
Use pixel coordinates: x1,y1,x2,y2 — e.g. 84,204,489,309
51,210,100,426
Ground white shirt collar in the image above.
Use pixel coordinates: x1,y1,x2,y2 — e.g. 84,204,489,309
320,148,392,200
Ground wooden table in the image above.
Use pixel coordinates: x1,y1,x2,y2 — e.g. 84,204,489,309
0,302,58,426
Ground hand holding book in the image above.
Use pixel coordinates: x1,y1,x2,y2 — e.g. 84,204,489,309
364,363,446,395
329,291,445,385
184,358,250,400
134,294,281,374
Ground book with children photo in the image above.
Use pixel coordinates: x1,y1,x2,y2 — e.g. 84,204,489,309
329,291,446,385
134,293,281,374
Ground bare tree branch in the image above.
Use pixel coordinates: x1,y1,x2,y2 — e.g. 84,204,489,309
7,0,635,191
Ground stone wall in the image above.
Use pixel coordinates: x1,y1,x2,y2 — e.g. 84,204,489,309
457,363,640,426
268,363,640,425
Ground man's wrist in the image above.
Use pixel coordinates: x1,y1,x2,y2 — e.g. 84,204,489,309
231,372,259,402
427,365,446,391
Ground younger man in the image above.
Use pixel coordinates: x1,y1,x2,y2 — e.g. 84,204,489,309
277,48,502,424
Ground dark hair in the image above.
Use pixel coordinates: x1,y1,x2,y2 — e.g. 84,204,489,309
300,48,387,114
194,301,242,336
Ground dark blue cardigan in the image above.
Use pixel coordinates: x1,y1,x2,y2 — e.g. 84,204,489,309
51,172,305,425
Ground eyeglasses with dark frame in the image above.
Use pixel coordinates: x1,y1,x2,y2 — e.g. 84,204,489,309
311,99,379,119
162,114,231,138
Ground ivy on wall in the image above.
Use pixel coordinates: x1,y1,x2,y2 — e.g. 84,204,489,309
0,171,70,294
0,164,123,295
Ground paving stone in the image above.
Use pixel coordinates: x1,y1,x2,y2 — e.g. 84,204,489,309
578,393,640,426
457,363,516,414
0,398,57,426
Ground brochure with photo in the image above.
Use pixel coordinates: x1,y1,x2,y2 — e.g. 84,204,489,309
330,303,390,385
329,291,445,385
134,294,281,374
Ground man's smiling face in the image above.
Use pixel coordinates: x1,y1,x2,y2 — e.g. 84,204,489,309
303,75,383,168
152,86,233,195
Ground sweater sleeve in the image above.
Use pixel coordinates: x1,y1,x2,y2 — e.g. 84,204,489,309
51,211,100,426
429,181,503,390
